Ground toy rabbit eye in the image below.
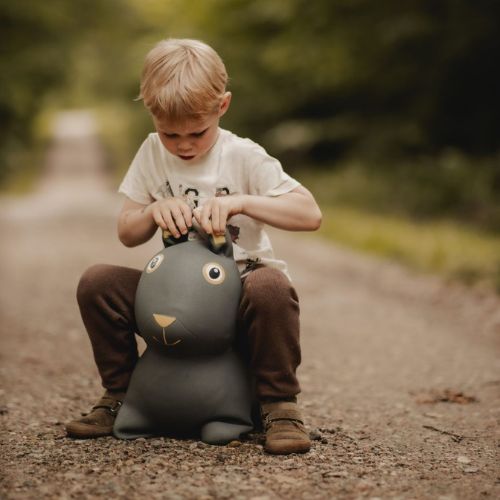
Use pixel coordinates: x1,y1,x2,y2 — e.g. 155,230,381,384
146,254,164,273
202,262,225,285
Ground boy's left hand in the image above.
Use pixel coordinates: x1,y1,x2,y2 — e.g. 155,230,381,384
193,195,245,236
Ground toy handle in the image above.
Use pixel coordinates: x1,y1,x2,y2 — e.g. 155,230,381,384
162,221,226,250
161,228,188,247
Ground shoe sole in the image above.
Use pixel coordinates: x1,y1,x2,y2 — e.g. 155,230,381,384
65,423,113,439
264,441,311,455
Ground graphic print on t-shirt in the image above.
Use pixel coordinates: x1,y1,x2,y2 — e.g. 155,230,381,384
155,180,175,199
215,187,230,197
183,187,200,209
227,224,240,243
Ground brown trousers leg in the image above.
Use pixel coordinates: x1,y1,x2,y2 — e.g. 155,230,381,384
77,264,301,399
238,267,301,399
76,264,141,392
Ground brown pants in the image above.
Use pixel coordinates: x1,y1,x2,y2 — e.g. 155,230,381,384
77,264,301,400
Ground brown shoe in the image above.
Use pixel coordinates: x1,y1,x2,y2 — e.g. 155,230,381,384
261,401,311,455
66,391,125,439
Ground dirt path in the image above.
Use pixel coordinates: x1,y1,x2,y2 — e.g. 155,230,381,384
1,112,499,499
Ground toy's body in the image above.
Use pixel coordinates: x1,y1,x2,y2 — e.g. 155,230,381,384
114,348,253,443
113,232,254,444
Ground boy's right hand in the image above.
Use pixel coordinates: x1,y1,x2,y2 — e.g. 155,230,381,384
149,197,193,239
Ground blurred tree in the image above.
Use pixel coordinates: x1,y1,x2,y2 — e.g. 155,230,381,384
167,0,500,162
0,0,143,183
1,1,71,182
2,0,499,227
4,0,499,171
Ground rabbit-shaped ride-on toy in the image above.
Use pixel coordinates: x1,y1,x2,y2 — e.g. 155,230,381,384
113,225,254,445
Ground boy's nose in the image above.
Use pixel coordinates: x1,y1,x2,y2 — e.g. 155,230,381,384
178,139,192,151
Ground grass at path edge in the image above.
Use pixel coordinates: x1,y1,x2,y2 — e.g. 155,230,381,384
318,205,500,292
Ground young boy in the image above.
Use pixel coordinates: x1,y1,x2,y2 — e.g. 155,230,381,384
66,38,322,455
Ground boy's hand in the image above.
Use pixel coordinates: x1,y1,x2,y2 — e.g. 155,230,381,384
149,197,193,238
193,195,245,236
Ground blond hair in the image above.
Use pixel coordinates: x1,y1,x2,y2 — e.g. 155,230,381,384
139,38,228,122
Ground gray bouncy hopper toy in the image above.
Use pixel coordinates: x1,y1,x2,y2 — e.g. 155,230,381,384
113,225,254,445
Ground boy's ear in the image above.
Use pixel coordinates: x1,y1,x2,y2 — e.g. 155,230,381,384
218,92,232,118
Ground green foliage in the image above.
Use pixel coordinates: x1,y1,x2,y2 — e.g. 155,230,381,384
1,1,67,182
2,0,499,232
0,0,143,183
318,205,500,291
297,153,500,232
156,0,500,161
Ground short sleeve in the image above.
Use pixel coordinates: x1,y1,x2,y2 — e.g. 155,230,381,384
118,137,155,205
247,146,300,197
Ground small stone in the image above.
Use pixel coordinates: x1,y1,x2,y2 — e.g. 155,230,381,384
457,456,471,464
275,473,295,483
323,470,347,478
309,429,322,441
227,440,242,448
463,467,479,474
423,412,442,419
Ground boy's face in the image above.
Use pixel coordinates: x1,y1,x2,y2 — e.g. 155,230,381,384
153,93,231,162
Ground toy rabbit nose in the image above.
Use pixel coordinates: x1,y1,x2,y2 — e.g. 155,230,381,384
153,314,176,328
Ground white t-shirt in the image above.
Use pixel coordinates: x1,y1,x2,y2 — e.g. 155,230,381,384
118,128,301,279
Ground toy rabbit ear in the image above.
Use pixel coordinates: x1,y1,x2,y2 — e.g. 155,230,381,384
208,229,234,259
161,223,233,258
185,220,232,258
162,229,188,248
